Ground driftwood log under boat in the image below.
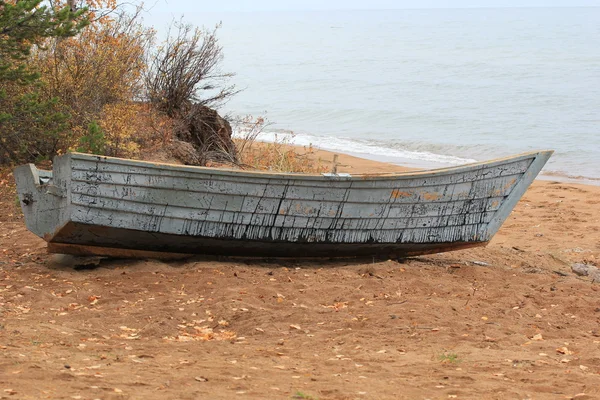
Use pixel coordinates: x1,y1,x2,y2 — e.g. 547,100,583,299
14,151,552,258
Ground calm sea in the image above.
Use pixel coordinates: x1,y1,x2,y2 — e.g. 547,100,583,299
194,7,600,182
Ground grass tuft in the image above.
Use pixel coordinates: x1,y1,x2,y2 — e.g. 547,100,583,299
234,116,328,174
439,352,460,364
291,391,319,400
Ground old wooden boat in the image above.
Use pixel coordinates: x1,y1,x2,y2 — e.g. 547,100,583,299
14,151,552,258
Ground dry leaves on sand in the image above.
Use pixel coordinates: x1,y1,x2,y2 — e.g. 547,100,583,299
556,347,574,355
164,326,236,342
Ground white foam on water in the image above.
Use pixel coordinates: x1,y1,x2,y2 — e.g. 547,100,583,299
233,129,478,167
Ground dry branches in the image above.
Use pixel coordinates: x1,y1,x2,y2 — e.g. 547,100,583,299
145,22,239,117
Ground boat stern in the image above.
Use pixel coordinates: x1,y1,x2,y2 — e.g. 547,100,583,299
14,157,71,241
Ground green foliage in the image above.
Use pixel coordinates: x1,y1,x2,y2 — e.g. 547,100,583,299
0,0,89,164
0,0,89,84
77,121,106,155
0,85,70,163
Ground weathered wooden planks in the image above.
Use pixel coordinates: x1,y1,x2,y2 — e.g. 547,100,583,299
14,150,553,258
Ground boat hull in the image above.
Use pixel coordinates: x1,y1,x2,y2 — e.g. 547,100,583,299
46,222,487,258
14,150,553,258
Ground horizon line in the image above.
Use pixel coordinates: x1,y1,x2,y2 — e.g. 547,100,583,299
185,5,600,13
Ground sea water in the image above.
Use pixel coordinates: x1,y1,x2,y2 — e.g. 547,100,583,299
187,7,600,182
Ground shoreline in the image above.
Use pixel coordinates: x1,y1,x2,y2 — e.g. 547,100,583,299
341,149,600,186
275,141,600,188
239,131,600,186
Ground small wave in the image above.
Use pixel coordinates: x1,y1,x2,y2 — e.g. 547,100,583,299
233,130,477,166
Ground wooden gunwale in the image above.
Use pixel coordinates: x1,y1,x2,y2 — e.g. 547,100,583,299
69,169,527,193
67,150,550,180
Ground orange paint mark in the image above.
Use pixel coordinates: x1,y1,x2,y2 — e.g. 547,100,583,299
421,192,442,201
294,203,315,215
505,178,517,189
391,189,411,199
493,178,518,196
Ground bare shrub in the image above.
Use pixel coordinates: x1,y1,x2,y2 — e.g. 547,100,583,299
145,23,239,117
233,115,268,156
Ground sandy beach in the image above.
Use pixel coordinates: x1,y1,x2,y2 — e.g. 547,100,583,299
0,148,599,399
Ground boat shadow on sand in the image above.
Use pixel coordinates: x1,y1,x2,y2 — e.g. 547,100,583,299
45,252,484,273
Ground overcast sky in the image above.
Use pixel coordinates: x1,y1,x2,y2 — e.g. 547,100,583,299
147,0,600,13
